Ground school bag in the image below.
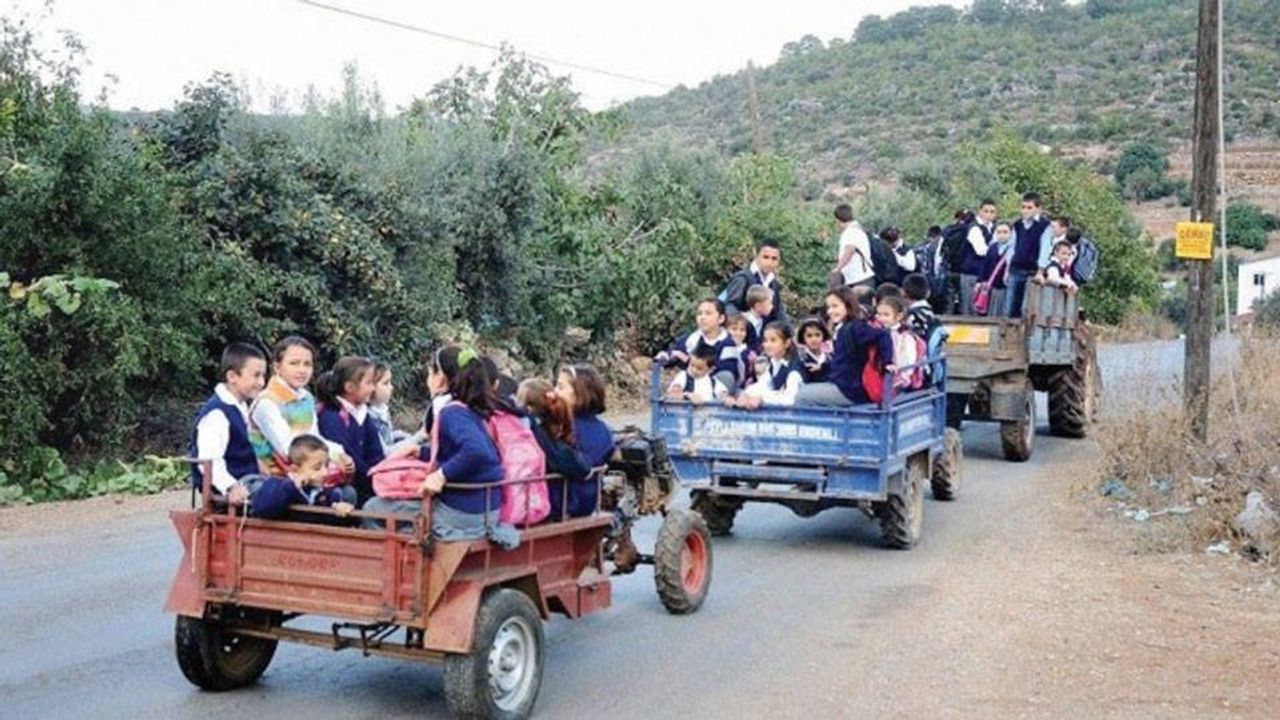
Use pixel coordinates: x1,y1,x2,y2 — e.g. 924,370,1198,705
941,220,973,273
717,268,755,312
972,251,1009,315
908,306,949,388
889,328,927,390
862,344,887,404
1071,236,1100,284
870,237,900,286
370,401,456,500
486,410,551,526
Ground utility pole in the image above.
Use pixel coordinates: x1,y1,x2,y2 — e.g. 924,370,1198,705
1185,0,1219,442
746,61,765,154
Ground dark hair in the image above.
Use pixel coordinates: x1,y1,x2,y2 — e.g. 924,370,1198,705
995,221,1012,231
518,378,575,445
288,434,329,466
221,342,266,378
1051,215,1072,227
697,297,727,326
725,313,749,330
1066,227,1083,243
480,356,519,399
796,317,830,343
371,361,391,384
756,238,780,253
879,227,901,244
980,198,998,210
315,356,374,406
690,344,719,367
850,285,876,313
433,345,497,417
902,273,930,302
1022,191,1042,207
1053,239,1074,254
834,204,854,223
926,225,943,239
876,282,903,300
272,335,317,363
878,295,907,319
825,287,866,322
562,364,606,415
953,209,970,221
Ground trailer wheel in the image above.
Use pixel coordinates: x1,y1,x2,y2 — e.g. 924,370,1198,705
654,509,713,615
931,428,963,501
445,588,544,720
690,490,739,536
999,384,1035,462
174,613,277,692
1048,338,1101,438
878,455,926,549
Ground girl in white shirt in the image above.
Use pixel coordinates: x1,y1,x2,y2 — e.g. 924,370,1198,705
730,322,804,409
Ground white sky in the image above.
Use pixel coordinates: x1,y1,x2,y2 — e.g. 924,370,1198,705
7,0,966,112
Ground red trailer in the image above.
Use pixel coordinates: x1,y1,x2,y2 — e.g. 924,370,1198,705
167,462,710,719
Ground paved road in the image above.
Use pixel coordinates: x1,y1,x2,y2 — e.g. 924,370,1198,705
0,342,1208,719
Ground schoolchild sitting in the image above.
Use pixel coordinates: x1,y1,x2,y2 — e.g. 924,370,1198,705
362,346,519,548
249,336,353,481
740,285,772,350
729,322,803,409
655,297,739,390
1043,240,1079,294
368,362,420,457
555,364,616,550
796,317,831,383
248,435,356,521
666,346,731,404
875,296,923,391
316,356,389,505
190,342,268,507
724,314,756,388
517,378,594,521
795,288,895,407
903,273,936,335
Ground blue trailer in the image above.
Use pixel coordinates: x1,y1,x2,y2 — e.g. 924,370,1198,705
650,362,962,548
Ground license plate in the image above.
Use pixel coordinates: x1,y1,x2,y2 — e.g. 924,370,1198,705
946,325,991,344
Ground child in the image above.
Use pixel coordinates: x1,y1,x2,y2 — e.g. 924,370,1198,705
517,378,592,521
795,288,894,407
796,317,831,383
656,297,739,390
724,314,756,388
249,336,352,479
741,285,772,350
190,342,268,506
555,363,614,511
667,346,731,404
876,296,920,390
977,222,1013,316
363,346,519,548
248,435,356,520
732,322,803,409
902,273,935,336
316,356,387,504
875,282,903,303
1044,240,1079,294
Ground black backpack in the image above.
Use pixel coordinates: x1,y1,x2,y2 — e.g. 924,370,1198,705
941,221,972,273
870,237,900,286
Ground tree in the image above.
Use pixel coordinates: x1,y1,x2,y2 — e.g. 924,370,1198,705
1114,140,1174,200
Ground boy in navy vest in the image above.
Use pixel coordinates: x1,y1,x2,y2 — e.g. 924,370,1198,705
1006,192,1053,318
190,343,267,506
959,200,998,313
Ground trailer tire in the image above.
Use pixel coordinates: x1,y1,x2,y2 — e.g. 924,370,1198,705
878,455,926,549
1000,385,1035,462
654,509,713,615
174,613,277,692
931,428,962,501
690,491,739,536
444,588,544,720
1048,339,1100,438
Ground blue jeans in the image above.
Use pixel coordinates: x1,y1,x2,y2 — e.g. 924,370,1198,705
1005,269,1034,318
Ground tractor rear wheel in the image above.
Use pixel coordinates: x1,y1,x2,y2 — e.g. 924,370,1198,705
690,490,740,536
945,394,966,430
1000,384,1035,462
931,428,963,501
878,455,926,549
174,612,278,692
444,588,544,720
1048,335,1101,438
654,509,713,615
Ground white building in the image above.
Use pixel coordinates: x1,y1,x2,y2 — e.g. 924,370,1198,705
1237,255,1280,315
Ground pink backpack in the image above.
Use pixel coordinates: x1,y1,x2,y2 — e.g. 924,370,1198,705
370,401,459,500
486,410,551,526
890,328,927,391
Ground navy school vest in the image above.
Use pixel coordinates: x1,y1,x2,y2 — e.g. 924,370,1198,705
189,395,258,488
960,223,994,276
1011,216,1051,272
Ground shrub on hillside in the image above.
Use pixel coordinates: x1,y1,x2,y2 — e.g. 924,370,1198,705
1224,202,1271,251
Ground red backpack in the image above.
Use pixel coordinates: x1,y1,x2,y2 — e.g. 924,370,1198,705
862,345,886,404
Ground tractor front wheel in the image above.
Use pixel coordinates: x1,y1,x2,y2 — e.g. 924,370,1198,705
654,509,713,615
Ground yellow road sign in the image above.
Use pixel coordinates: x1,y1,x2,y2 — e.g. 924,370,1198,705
1175,222,1214,260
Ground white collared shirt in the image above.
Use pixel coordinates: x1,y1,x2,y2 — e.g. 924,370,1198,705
195,383,251,493
967,221,993,257
749,261,776,289
838,222,874,285
743,357,803,406
337,396,369,425
669,371,729,403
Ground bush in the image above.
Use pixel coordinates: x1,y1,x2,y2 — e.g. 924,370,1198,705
1114,140,1175,200
1224,202,1271,251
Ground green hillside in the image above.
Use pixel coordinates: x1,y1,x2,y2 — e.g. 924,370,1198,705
617,0,1280,185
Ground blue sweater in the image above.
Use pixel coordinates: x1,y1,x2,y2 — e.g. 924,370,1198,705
561,413,613,518
828,320,894,403
249,477,347,519
1011,216,1051,272
979,241,1013,287
318,404,386,503
419,405,503,515
530,418,594,520
189,394,258,489
667,329,741,382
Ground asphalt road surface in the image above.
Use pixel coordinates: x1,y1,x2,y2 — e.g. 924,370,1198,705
0,342,1264,719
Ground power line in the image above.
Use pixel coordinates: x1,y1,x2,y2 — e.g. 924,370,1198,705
296,0,674,91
